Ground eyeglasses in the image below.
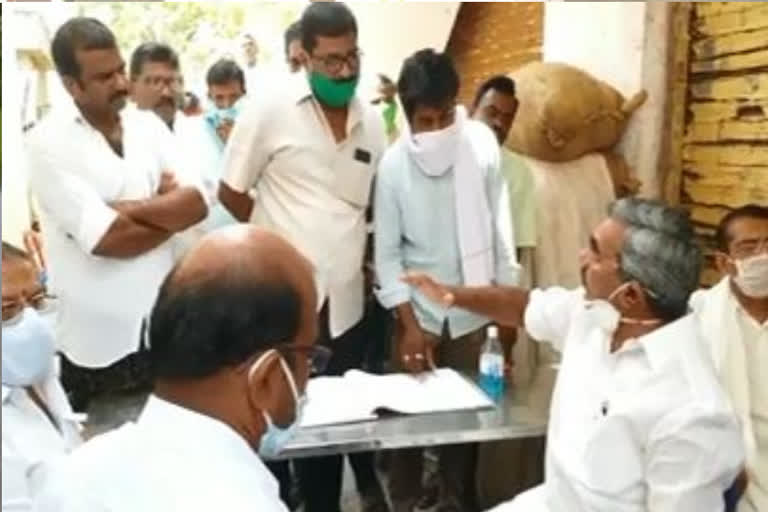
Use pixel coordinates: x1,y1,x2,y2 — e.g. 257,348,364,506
2,292,57,325
310,50,363,75
275,344,332,375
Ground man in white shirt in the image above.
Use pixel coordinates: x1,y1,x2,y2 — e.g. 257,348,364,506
128,42,184,133
34,226,324,512
25,18,208,413
405,198,744,512
2,242,82,512
285,21,304,74
690,204,768,512
220,4,387,511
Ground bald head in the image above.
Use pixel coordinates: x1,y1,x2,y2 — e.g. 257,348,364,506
173,225,314,301
149,226,318,380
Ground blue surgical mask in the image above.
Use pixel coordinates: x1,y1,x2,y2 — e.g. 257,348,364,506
2,308,56,387
249,350,305,458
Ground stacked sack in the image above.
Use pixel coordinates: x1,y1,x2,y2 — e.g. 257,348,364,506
505,62,646,371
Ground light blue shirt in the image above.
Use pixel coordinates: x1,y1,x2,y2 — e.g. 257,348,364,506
374,127,518,339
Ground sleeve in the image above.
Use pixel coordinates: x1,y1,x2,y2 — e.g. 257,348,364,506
220,97,271,194
523,287,583,352
25,134,119,255
2,440,32,512
645,404,744,512
486,143,519,286
155,117,212,208
374,152,410,309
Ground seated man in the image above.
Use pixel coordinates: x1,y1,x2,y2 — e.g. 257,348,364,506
34,226,326,511
405,198,744,512
690,204,768,512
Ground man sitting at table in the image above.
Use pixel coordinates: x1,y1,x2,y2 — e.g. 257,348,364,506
34,226,326,511
404,198,744,512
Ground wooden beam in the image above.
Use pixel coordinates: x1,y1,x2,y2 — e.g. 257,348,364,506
691,73,768,100
661,1,692,206
693,3,768,37
690,204,732,227
689,99,768,123
691,48,768,74
695,2,764,18
683,143,768,166
692,27,768,60
685,119,768,143
683,161,768,207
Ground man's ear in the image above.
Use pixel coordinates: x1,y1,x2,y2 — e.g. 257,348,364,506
244,351,282,416
714,251,735,278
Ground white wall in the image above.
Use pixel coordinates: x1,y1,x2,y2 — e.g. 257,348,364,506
543,1,670,198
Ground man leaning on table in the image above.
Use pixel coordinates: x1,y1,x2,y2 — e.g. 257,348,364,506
405,198,744,512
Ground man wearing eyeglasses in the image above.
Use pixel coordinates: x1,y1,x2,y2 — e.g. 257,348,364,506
220,3,388,512
690,204,768,512
34,226,327,512
2,242,83,511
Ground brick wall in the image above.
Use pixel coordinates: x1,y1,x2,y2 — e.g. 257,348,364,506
446,2,543,107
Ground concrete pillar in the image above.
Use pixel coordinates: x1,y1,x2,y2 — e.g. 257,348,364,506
542,1,671,199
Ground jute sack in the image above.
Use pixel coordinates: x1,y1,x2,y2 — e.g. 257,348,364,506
507,62,647,162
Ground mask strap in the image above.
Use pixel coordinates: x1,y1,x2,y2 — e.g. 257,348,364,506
247,349,300,411
608,282,663,326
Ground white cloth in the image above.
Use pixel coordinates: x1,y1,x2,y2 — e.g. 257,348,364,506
222,73,387,337
33,395,289,512
506,287,744,512
25,102,204,367
2,372,82,512
402,107,501,286
690,278,768,512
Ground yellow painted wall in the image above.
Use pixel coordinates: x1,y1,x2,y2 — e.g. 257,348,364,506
683,1,768,283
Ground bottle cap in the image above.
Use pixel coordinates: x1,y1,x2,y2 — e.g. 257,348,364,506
488,325,498,338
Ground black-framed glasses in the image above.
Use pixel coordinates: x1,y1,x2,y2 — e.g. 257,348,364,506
275,344,332,375
2,292,57,325
310,49,363,75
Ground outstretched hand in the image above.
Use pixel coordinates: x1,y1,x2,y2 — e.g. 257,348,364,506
401,272,454,307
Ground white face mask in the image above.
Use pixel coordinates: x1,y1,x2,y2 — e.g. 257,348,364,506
2,308,56,387
732,253,768,298
406,106,465,177
584,282,661,335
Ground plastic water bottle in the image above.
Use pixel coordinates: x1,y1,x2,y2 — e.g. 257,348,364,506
478,326,505,401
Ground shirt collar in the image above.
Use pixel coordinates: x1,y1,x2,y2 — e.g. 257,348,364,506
632,315,692,372
290,73,363,132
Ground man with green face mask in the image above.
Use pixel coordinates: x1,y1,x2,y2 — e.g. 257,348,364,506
219,3,388,512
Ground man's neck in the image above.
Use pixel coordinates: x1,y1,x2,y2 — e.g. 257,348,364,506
319,102,350,144
730,278,768,324
610,318,665,353
154,378,262,450
80,105,119,137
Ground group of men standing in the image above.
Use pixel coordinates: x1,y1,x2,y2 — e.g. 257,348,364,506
10,1,768,512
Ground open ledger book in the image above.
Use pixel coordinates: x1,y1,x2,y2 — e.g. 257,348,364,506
300,368,494,428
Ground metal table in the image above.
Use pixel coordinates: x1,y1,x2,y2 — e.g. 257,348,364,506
272,379,550,461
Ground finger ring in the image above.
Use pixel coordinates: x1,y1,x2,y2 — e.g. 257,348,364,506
414,353,424,361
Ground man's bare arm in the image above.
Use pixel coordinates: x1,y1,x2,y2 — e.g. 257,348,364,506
92,215,173,258
218,181,254,222
109,187,208,233
403,273,531,327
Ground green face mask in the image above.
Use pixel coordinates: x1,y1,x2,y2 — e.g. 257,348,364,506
309,72,359,108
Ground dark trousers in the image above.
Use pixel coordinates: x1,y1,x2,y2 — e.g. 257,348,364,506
295,302,384,512
59,331,152,414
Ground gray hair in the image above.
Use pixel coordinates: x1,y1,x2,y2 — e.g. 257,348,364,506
609,198,702,321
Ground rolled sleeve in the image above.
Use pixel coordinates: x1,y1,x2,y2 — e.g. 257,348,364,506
374,153,410,309
26,137,118,255
646,404,744,512
221,97,270,194
523,287,583,352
